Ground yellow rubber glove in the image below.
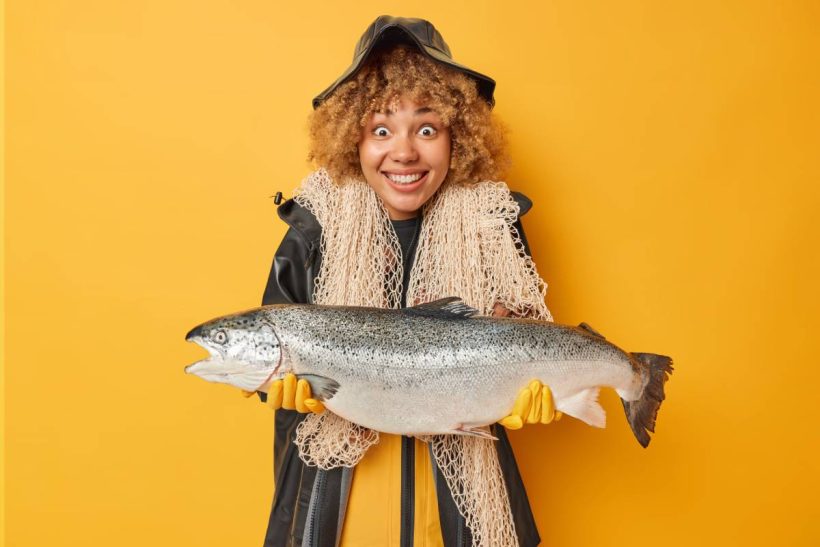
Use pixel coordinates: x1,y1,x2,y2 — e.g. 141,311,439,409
499,380,562,429
242,373,325,414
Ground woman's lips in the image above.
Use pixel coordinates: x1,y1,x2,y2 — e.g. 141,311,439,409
382,171,429,193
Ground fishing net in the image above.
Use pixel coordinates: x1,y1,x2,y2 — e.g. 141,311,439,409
290,169,552,546
293,412,380,469
293,169,551,321
407,179,552,320
293,169,403,309
426,433,517,547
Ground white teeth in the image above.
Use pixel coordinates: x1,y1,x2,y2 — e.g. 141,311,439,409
386,172,424,184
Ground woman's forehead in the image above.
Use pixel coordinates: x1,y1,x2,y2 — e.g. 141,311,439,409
375,95,439,116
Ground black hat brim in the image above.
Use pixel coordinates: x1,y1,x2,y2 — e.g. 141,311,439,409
312,24,495,109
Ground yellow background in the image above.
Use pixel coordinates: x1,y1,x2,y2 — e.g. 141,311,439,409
5,1,819,545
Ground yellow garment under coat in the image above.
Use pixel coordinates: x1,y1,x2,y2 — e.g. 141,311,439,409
338,433,444,546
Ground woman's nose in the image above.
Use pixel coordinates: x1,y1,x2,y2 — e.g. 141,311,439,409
390,135,418,162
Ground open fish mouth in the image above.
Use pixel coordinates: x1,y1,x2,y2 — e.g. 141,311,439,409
185,355,228,376
185,341,278,391
185,351,260,377
184,334,222,374
185,356,275,391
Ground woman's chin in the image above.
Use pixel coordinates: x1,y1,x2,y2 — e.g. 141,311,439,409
384,201,422,220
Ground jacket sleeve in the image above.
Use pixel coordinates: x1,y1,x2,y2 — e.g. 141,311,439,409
262,198,322,307
511,190,534,256
261,227,314,306
258,226,313,410
504,192,544,546
260,203,325,546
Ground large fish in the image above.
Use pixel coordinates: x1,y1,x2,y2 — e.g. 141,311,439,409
185,298,673,447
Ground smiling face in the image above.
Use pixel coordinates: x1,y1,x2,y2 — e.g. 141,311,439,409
358,97,451,219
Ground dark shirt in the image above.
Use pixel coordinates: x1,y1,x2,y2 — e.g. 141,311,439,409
391,216,421,307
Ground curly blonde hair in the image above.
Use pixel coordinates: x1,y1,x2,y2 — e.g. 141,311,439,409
308,45,510,185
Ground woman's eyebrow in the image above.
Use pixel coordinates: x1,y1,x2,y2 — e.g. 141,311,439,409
382,107,435,117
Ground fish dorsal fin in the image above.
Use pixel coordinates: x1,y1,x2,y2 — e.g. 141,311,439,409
405,297,478,320
578,322,606,339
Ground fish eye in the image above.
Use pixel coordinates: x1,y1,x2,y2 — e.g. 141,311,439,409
213,330,228,344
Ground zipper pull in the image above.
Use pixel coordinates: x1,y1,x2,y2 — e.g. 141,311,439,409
270,191,287,205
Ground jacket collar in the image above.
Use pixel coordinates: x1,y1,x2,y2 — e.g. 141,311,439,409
277,198,322,246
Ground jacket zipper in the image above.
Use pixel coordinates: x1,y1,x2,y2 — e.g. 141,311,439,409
304,469,328,547
457,518,468,547
399,218,420,547
400,436,415,547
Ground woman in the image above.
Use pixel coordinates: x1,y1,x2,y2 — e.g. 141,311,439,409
259,16,556,547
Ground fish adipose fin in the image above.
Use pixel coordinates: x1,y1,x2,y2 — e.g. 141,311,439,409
578,322,606,339
559,388,606,428
405,297,479,320
622,353,674,448
298,374,341,401
453,423,498,440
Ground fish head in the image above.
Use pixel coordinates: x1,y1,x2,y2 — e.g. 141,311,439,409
185,308,282,391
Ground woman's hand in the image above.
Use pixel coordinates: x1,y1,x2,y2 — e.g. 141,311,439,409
242,373,326,414
499,380,562,429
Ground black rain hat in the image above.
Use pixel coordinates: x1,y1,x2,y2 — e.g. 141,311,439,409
312,15,496,110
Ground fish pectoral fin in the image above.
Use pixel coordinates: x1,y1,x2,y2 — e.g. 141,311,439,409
559,388,606,428
578,322,606,339
405,297,479,320
298,374,341,401
452,423,498,440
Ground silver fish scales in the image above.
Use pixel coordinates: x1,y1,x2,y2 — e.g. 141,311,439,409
185,298,673,447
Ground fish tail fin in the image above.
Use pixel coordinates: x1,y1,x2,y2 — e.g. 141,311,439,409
621,353,674,448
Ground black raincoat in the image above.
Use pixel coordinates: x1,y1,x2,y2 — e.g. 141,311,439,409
259,194,541,547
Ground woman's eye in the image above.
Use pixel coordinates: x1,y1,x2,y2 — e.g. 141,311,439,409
373,126,390,137
418,126,437,137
